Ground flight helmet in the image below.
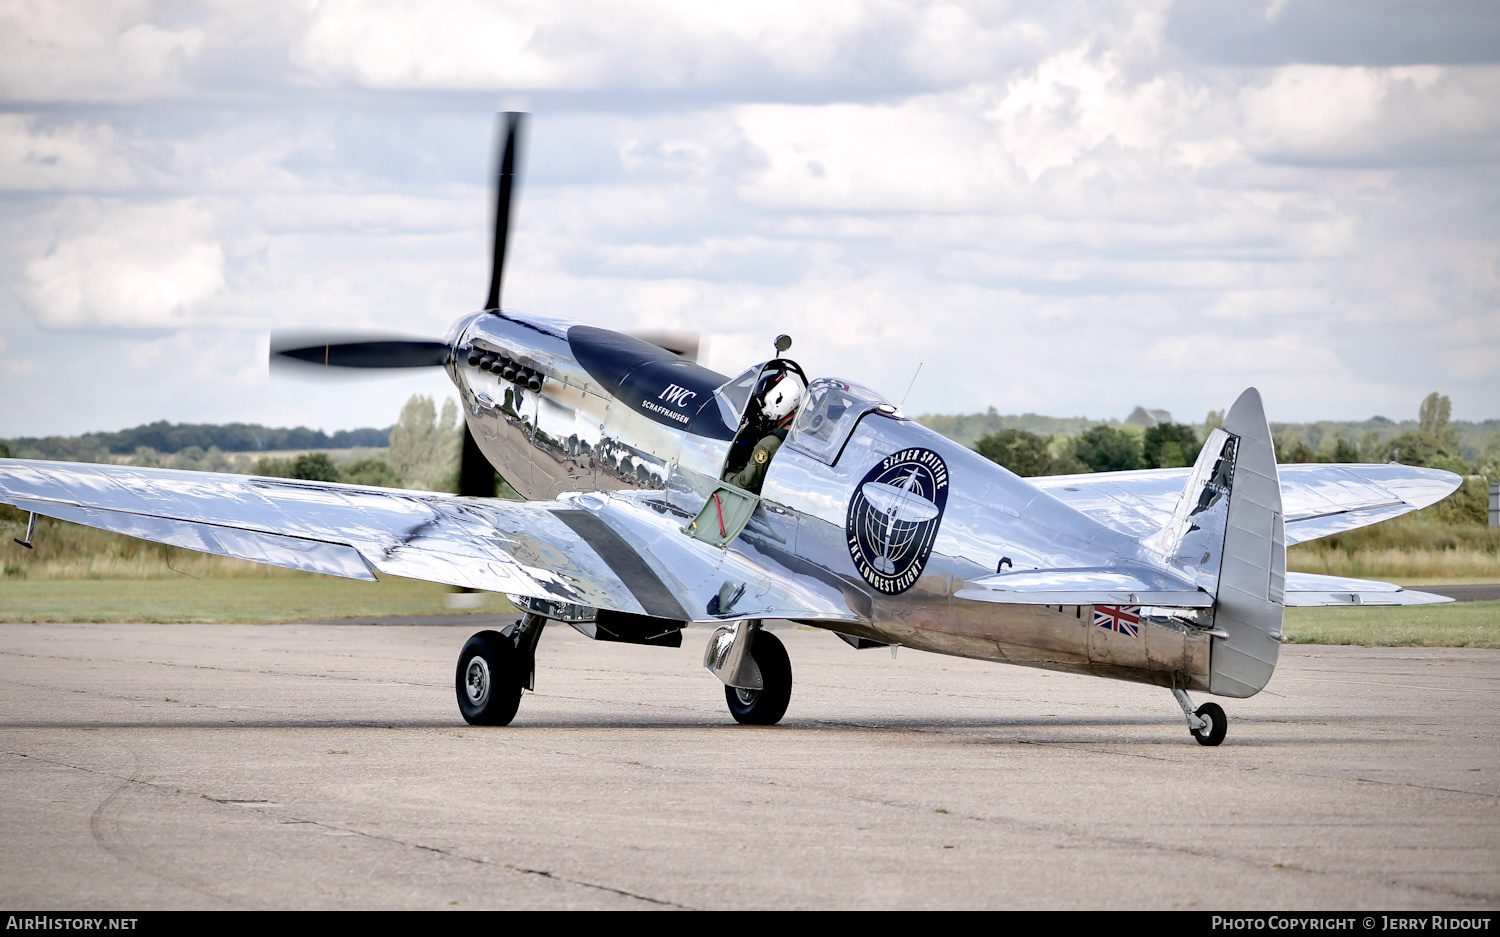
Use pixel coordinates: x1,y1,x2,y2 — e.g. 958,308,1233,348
760,371,805,422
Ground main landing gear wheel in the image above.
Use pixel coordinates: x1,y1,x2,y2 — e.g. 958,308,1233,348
1191,702,1227,747
726,630,792,726
456,630,523,726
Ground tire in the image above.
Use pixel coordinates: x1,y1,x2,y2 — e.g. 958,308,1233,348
1192,702,1227,746
725,630,792,726
456,630,522,726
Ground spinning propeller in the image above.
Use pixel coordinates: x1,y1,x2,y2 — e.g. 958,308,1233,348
269,337,451,369
270,112,698,498
271,112,525,377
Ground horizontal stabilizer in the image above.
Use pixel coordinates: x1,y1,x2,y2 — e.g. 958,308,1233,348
1284,572,1454,607
955,565,1213,608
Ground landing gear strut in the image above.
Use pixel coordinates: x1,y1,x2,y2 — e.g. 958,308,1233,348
704,621,793,725
1173,688,1227,746
456,613,545,726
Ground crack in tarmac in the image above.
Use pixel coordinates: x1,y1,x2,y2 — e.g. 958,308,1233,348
198,797,692,909
5,632,1497,909
78,742,263,910
3,748,690,910
434,709,1500,908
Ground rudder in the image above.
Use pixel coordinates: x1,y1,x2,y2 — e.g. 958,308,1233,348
1207,388,1285,697
1146,387,1285,698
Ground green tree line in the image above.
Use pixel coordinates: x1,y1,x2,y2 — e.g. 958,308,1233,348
0,396,470,494
251,395,467,491
3,421,391,462
973,420,1205,476
965,392,1498,526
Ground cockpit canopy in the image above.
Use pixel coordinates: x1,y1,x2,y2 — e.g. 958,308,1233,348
786,378,895,464
714,359,810,427
716,365,893,464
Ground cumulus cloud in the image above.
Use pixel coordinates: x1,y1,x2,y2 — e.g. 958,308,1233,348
23,200,226,328
735,98,1006,211
0,114,156,190
989,43,1206,181
0,0,204,101
294,0,1057,94
1240,64,1500,162
298,0,869,91
0,0,1497,436
1170,0,1500,68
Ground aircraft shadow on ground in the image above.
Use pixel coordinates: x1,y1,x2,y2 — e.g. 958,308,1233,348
0,712,1412,743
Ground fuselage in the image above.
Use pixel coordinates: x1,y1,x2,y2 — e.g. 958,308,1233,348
444,309,1214,692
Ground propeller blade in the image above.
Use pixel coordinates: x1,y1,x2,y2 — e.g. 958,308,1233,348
484,111,526,311
271,336,450,370
459,422,500,498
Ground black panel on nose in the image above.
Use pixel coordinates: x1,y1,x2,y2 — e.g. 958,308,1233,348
567,326,734,440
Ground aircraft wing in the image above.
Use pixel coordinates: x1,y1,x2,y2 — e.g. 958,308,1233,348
0,460,860,625
1030,463,1461,546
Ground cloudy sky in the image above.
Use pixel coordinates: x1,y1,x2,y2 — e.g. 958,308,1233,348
2,0,1498,439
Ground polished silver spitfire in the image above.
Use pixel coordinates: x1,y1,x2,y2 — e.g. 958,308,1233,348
0,114,1461,744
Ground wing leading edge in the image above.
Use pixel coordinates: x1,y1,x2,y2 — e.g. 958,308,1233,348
0,460,859,626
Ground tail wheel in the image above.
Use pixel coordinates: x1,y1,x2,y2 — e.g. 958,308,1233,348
456,630,522,726
726,630,792,726
1192,702,1227,746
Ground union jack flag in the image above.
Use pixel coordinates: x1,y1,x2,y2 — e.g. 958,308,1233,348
1094,605,1141,637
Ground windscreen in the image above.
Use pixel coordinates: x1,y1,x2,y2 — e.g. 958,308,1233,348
715,364,764,423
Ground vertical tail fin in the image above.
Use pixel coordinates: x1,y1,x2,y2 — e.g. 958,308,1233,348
1146,388,1285,698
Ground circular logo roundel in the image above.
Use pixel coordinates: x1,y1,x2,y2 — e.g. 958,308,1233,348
845,447,950,595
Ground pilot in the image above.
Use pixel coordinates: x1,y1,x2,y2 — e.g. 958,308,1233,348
726,371,804,494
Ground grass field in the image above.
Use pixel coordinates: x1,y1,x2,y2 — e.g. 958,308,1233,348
0,576,514,624
1283,601,1500,648
1287,514,1500,580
